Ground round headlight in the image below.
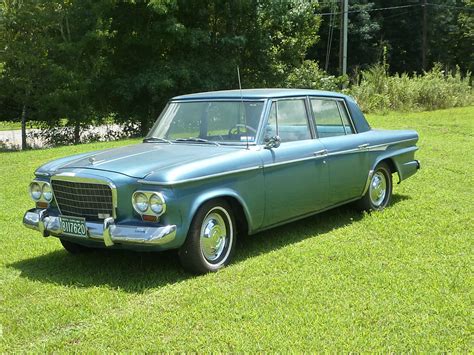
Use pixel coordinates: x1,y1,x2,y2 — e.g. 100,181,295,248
42,183,53,202
133,192,149,213
30,182,42,201
150,193,166,215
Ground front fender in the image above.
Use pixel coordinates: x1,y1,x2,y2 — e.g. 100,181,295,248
187,188,254,233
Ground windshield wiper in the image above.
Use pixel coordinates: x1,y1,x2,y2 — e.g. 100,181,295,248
143,137,172,144
174,138,220,146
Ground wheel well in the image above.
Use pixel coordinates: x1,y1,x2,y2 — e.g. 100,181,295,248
195,196,248,237
380,158,400,182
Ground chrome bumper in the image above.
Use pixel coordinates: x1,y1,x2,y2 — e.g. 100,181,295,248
23,209,176,247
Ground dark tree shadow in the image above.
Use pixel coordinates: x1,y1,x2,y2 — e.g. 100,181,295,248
8,194,411,293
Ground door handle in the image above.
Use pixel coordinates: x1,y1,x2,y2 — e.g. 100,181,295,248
313,149,328,157
358,143,370,150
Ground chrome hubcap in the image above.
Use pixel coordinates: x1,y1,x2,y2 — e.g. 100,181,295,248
200,209,230,263
369,171,387,206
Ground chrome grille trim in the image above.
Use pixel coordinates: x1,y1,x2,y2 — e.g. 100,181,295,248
51,174,117,220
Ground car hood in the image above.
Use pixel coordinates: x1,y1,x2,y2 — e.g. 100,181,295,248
52,143,240,179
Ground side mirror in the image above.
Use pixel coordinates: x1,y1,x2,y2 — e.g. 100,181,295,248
264,135,281,149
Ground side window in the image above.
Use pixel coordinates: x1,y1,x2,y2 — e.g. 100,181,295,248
266,99,311,143
338,101,355,134
311,99,354,138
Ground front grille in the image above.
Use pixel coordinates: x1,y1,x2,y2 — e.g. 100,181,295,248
51,180,114,221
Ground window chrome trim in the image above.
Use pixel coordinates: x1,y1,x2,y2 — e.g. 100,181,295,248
308,96,358,137
263,96,315,144
50,173,118,219
338,98,357,134
170,98,267,103
162,99,268,148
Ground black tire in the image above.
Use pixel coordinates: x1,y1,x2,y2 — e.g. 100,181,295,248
179,199,236,274
357,162,393,211
60,239,91,254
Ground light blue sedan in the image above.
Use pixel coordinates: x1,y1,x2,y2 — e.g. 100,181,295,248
24,89,420,274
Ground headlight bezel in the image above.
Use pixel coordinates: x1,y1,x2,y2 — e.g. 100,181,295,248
42,183,53,202
132,190,167,217
133,192,149,213
29,182,42,201
150,192,166,215
29,180,53,204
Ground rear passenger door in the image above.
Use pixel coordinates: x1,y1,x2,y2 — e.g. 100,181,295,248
260,98,329,227
310,97,369,205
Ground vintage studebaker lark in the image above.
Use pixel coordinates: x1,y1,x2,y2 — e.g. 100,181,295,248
24,89,420,274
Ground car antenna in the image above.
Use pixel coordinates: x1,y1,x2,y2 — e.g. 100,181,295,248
237,66,249,150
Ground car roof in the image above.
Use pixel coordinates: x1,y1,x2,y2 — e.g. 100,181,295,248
171,88,347,101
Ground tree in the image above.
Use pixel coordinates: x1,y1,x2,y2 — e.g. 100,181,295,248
98,0,321,135
0,0,59,149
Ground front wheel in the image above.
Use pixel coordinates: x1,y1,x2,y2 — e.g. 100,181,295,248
179,199,236,274
357,162,393,211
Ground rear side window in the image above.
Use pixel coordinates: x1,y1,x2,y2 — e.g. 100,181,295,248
266,99,311,143
311,99,354,138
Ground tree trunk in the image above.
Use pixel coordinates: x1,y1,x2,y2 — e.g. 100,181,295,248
140,117,149,137
21,104,28,150
74,120,80,144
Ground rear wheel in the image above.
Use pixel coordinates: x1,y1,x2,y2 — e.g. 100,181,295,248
179,199,236,274
357,162,393,211
60,239,91,254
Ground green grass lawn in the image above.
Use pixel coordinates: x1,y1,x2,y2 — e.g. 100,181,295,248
0,121,22,131
0,106,472,351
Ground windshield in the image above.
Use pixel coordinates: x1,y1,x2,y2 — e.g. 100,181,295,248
146,100,264,144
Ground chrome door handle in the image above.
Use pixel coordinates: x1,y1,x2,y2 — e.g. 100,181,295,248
313,149,328,157
358,143,370,150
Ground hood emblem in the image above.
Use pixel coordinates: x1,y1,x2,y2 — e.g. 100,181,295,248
88,156,96,165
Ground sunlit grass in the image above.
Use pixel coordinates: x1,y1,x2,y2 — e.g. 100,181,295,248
0,106,472,351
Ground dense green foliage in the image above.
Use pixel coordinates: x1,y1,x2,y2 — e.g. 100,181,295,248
1,106,472,351
350,63,473,112
0,0,320,138
0,0,472,145
311,0,474,74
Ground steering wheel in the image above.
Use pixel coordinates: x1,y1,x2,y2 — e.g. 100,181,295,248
228,124,257,136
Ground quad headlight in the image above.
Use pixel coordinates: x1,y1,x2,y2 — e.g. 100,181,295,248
132,191,166,217
133,192,149,212
150,193,166,214
42,183,53,202
29,181,53,203
29,182,42,201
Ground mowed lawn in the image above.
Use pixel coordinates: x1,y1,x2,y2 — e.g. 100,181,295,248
0,107,472,352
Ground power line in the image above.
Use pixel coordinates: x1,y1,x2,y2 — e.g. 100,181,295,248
426,3,474,11
317,4,420,16
316,3,474,16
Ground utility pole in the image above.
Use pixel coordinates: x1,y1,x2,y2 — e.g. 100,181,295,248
422,0,427,71
339,0,348,82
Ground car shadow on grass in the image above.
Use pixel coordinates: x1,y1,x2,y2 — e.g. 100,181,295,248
8,194,411,293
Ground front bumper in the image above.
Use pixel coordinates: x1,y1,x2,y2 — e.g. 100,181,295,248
23,209,177,247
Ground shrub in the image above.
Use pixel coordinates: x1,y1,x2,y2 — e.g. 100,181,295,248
350,63,473,113
284,60,346,91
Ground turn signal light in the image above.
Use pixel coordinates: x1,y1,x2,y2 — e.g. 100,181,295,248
36,202,49,209
142,215,158,222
